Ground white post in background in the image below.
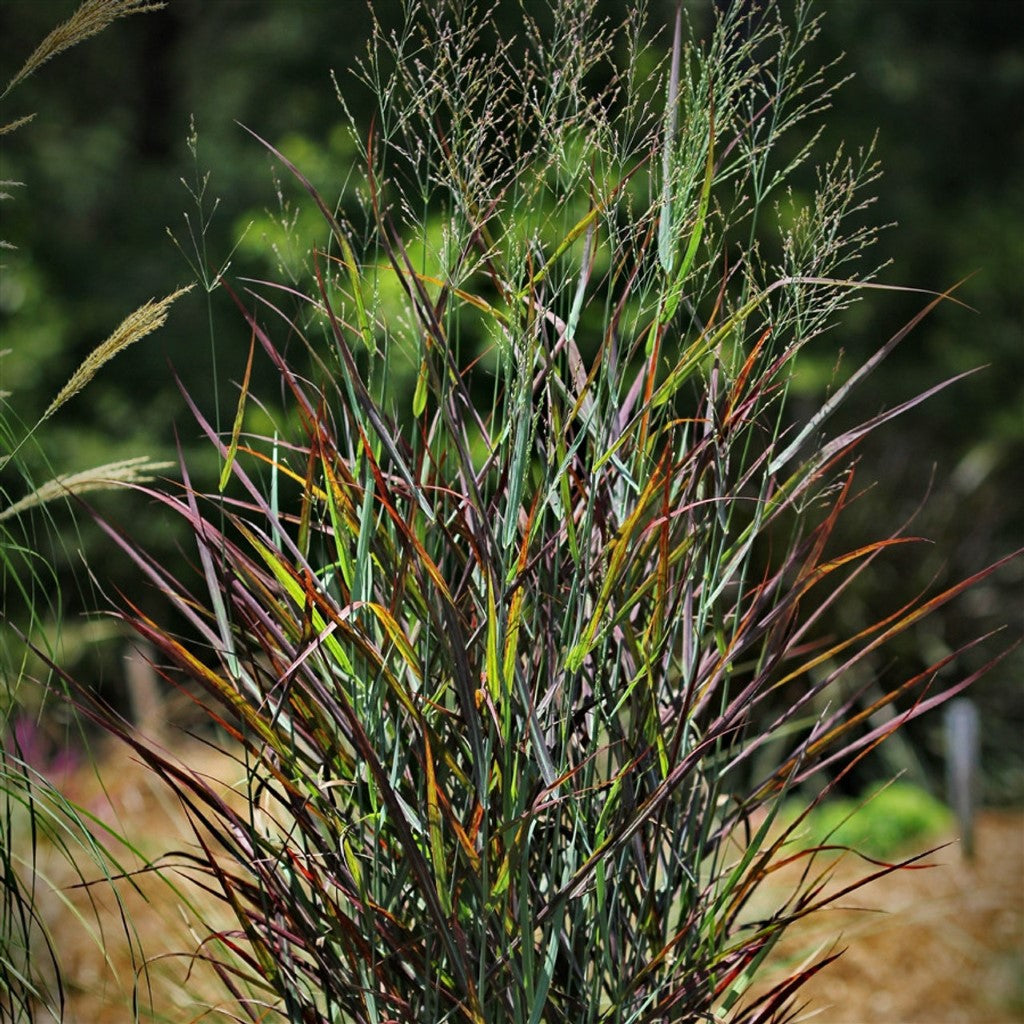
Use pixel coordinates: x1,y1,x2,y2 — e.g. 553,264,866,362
944,697,980,860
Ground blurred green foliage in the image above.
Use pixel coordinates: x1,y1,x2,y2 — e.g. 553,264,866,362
1,0,1020,798
791,781,954,860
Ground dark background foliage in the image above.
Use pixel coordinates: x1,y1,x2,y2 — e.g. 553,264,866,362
2,0,1021,798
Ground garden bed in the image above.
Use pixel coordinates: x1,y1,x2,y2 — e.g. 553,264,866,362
756,810,1024,1023
32,737,1024,1021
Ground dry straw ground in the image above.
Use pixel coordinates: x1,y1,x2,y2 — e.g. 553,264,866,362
25,733,1024,1023
24,737,246,1023
755,811,1024,1023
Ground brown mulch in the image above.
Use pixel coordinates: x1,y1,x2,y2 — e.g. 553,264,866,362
22,739,247,1024
22,738,1024,1023
752,810,1024,1023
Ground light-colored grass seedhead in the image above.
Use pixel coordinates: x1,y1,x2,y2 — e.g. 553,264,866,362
1,0,166,102
0,457,174,523
41,287,193,423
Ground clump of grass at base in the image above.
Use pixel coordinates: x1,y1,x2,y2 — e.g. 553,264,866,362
48,1,1018,1022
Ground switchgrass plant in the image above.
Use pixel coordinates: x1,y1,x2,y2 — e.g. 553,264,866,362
35,0,1018,1020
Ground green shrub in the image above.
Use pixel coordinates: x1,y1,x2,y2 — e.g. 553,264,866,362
793,782,954,861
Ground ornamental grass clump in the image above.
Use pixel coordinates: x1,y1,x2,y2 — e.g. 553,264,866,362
45,1,1016,1020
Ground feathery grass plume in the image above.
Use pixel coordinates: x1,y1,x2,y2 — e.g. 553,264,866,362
0,114,35,137
41,285,193,422
1,0,166,101
0,457,173,522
